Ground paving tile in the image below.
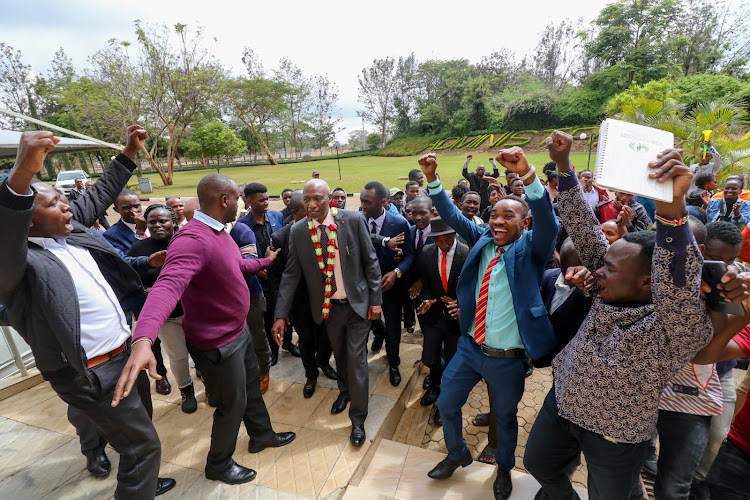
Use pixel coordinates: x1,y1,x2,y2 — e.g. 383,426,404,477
267,383,330,427
271,353,307,384
0,381,57,419
258,427,348,498
156,406,215,471
0,439,86,498
0,418,73,480
363,395,397,443
263,379,294,409
304,390,353,437
357,439,409,497
319,439,373,498
8,391,77,436
45,447,121,500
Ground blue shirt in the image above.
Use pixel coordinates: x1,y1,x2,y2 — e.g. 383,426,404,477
428,173,545,349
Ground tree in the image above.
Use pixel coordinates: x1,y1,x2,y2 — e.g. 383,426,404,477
275,58,312,157
182,119,245,172
358,57,399,147
366,133,383,149
532,19,578,88
0,43,37,128
133,21,223,185
310,74,342,151
347,129,366,150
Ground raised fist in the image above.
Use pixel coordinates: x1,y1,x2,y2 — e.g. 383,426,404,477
545,131,573,170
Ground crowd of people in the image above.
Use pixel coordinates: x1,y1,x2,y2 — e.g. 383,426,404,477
2,125,750,500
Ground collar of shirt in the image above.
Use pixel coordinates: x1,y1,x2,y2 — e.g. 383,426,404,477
122,220,137,233
442,239,457,258
368,210,387,234
248,211,269,228
28,236,62,248
194,210,226,232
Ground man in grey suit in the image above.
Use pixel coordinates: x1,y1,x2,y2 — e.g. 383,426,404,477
272,179,382,446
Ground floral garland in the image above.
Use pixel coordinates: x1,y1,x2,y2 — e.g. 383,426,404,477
308,203,338,319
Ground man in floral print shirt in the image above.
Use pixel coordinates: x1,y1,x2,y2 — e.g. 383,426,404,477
523,131,748,499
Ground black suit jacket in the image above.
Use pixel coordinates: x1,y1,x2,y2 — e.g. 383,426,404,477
418,241,468,328
275,210,382,324
368,211,415,277
533,268,593,368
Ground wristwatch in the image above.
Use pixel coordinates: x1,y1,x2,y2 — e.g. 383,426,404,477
394,268,402,279
382,236,391,247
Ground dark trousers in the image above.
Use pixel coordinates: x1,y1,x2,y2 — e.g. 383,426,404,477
421,322,459,387
186,326,275,472
292,307,333,380
380,289,403,368
263,290,292,355
151,338,167,378
247,293,271,375
706,439,750,499
524,388,650,500
437,334,525,470
324,301,370,425
49,352,161,500
653,410,711,500
402,290,415,330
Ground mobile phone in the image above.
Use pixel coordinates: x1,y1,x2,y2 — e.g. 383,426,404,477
702,260,746,315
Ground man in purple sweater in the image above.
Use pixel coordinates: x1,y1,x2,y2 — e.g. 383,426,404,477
113,174,295,485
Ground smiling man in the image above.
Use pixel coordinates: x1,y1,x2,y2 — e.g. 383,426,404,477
418,146,559,500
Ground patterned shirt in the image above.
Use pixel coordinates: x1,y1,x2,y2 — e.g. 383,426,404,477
553,173,712,443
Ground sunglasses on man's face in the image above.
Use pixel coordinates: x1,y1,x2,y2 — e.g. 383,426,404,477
405,210,412,214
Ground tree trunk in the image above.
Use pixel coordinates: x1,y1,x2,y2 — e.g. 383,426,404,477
238,115,277,165
140,146,170,185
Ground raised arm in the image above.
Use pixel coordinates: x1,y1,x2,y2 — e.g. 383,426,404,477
461,155,472,181
69,126,147,228
547,131,609,272
708,144,722,176
419,154,485,245
488,158,501,178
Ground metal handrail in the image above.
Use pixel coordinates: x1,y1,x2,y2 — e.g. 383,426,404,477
1,326,29,377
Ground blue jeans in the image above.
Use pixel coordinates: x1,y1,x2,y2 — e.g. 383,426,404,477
654,410,711,499
524,388,650,500
437,334,526,470
706,439,750,499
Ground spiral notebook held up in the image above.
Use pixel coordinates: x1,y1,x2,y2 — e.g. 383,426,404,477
594,119,675,202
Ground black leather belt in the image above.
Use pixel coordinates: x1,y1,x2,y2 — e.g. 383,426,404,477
471,337,526,359
330,298,349,304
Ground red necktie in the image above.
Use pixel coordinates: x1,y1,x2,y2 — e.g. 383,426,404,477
441,251,448,292
474,247,505,345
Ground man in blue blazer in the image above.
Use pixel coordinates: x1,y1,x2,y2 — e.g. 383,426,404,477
103,189,146,254
419,148,558,500
361,181,415,386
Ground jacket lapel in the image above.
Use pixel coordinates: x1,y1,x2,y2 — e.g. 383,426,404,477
334,212,349,273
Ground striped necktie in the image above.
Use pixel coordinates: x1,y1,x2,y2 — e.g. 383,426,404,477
474,247,505,345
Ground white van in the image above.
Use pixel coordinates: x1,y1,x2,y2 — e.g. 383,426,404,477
55,170,91,195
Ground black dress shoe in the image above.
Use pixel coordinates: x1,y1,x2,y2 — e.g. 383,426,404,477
155,376,171,395
303,379,317,398
371,337,383,353
283,343,301,357
270,350,279,366
525,365,534,378
493,468,513,500
433,407,442,427
350,424,366,446
389,367,401,387
423,374,431,390
427,450,472,479
248,431,296,453
180,383,198,414
155,477,177,496
319,364,338,380
331,394,350,414
407,326,415,333
205,460,257,485
85,448,111,477
420,386,440,406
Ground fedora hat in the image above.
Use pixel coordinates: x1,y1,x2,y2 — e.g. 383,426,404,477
424,217,455,237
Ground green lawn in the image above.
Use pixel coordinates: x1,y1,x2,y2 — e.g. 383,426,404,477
130,152,597,198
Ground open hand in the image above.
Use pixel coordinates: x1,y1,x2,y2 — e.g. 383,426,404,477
701,190,711,208
442,296,460,320
146,250,167,267
418,153,438,183
265,246,281,262
381,271,398,293
618,205,633,227
387,232,405,251
409,279,423,299
111,340,160,407
545,131,573,171
416,299,436,315
701,268,749,303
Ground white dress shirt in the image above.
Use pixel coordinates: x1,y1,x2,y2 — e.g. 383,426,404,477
438,240,458,287
549,272,576,315
318,212,346,300
367,210,387,235
27,237,131,358
122,220,150,238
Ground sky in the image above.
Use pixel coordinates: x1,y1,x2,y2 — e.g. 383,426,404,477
2,0,614,142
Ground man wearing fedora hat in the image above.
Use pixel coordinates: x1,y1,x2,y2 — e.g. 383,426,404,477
415,217,469,424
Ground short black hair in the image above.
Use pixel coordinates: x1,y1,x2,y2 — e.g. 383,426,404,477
244,182,268,199
546,171,558,182
115,189,139,208
621,230,656,274
462,190,480,202
281,188,293,195
726,174,745,189
687,216,707,244
543,161,557,174
363,181,389,200
578,169,593,178
504,169,515,177
405,181,419,190
289,192,305,212
511,178,525,186
498,194,529,216
332,187,346,194
451,184,468,201
693,172,716,190
706,221,743,247
410,196,433,209
408,169,422,180
144,203,179,226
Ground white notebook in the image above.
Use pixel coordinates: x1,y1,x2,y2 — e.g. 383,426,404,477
593,118,675,202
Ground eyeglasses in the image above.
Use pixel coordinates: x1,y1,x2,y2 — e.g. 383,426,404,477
404,210,412,214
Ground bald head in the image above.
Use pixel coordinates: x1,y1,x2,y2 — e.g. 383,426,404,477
303,179,333,223
183,197,200,221
196,174,240,223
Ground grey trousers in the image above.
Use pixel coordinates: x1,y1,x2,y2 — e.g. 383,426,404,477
247,293,271,375
324,301,370,425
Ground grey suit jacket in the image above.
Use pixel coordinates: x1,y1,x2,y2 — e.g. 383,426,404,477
274,209,382,324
